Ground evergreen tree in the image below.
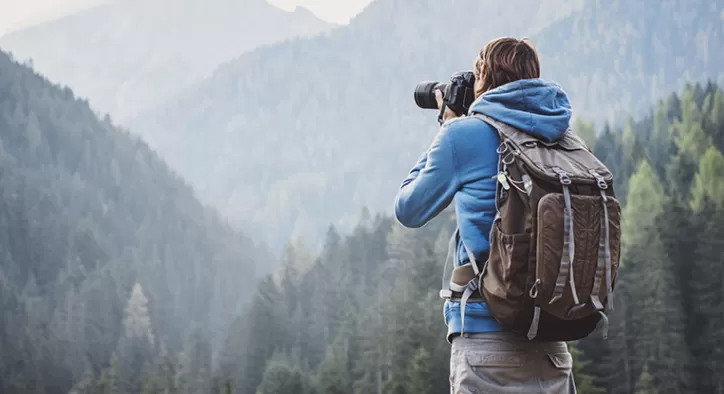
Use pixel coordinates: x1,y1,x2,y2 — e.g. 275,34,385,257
117,283,156,393
228,276,285,394
177,327,212,394
316,342,353,394
569,342,604,394
689,205,724,393
406,347,436,394
68,363,96,394
96,353,122,394
256,353,313,394
690,146,724,212
634,363,657,394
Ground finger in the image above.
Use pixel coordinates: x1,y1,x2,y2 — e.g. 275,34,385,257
435,89,443,107
444,107,457,121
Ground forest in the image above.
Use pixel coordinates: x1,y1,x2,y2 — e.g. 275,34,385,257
53,81,724,393
0,50,272,393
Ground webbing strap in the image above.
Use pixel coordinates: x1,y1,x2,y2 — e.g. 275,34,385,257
439,229,459,299
459,278,479,336
598,311,609,339
550,182,579,305
590,187,615,311
449,282,467,293
463,240,481,276
563,186,580,305
527,305,541,340
459,238,489,336
589,197,607,311
601,189,613,311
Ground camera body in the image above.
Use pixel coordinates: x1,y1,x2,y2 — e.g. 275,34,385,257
414,71,476,122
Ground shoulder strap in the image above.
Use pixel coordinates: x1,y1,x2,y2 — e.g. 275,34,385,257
472,112,586,151
470,113,527,144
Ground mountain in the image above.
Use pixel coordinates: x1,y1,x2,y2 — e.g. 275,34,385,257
0,49,270,393
130,0,723,253
130,0,586,252
0,0,335,122
534,0,724,122
0,0,105,36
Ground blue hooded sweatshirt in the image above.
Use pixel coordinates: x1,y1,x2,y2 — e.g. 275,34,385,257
394,78,572,343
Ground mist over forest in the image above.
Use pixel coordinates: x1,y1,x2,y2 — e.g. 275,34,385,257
0,0,723,393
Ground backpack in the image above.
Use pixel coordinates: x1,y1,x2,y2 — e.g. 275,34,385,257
439,113,622,342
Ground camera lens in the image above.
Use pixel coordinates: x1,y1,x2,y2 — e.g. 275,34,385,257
414,81,443,110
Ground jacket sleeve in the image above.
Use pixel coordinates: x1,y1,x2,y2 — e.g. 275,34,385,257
394,122,459,228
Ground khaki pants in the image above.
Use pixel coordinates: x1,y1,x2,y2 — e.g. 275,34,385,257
449,332,577,394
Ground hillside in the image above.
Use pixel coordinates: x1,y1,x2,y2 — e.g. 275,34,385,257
0,50,270,393
535,0,724,122
129,0,723,253
130,0,584,252
0,0,335,121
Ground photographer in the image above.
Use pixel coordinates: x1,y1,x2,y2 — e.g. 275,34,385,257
395,37,577,393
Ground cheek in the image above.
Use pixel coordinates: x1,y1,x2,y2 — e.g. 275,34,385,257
474,78,484,97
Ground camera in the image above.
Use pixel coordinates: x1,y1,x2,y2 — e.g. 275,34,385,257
414,71,476,123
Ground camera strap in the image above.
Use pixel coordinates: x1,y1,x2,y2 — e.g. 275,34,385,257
437,100,448,125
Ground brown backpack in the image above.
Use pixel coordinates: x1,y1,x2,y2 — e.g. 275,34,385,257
440,113,621,342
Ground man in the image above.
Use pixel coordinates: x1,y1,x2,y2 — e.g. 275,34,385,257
394,37,577,393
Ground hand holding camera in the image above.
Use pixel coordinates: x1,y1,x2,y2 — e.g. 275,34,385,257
434,89,460,123
414,71,476,125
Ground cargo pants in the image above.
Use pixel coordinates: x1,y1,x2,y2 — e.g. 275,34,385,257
449,332,577,394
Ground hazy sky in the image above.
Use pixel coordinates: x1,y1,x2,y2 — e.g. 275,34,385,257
0,0,373,36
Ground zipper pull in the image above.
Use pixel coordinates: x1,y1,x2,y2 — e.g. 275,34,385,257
552,167,571,185
497,172,511,190
588,169,608,190
522,173,533,195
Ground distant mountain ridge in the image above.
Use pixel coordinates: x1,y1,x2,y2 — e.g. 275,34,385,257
131,0,723,253
0,0,336,121
130,0,587,252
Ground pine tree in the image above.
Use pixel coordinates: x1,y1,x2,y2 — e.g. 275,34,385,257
621,160,665,264
97,353,122,394
122,283,155,347
648,103,674,179
256,352,313,394
706,89,724,151
635,363,657,394
667,90,713,199
232,276,285,394
621,160,693,392
596,277,635,394
406,347,436,394
117,282,156,393
690,146,724,212
569,342,604,394
316,342,353,394
689,205,724,393
69,362,96,394
177,327,212,394
573,117,597,151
